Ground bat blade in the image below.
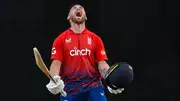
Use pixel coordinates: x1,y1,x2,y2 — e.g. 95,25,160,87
33,47,67,97
33,47,56,84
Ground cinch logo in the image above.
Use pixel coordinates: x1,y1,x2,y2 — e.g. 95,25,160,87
70,47,91,56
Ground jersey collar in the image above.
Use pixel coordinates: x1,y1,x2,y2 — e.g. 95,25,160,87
68,28,87,35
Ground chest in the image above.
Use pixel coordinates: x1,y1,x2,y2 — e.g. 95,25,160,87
63,35,96,55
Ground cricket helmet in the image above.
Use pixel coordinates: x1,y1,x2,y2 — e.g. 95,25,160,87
104,62,134,89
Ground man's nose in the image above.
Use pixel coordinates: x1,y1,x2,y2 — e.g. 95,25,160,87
77,8,81,11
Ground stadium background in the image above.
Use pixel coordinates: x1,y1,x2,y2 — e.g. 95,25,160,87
0,0,179,101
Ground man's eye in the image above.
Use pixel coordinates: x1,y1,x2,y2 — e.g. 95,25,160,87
73,7,76,9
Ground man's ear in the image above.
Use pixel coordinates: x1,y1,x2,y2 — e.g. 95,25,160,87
85,13,87,20
67,16,70,20
67,10,71,20
67,12,70,20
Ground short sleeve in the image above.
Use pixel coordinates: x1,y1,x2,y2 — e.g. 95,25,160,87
51,35,64,63
95,36,108,62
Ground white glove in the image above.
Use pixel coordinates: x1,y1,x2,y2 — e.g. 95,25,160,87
107,86,124,94
46,75,67,97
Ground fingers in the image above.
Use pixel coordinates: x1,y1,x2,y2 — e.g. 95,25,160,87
112,90,118,94
46,84,60,95
46,82,57,89
116,88,124,93
58,80,65,88
107,86,113,93
51,88,61,95
46,76,67,96
107,86,124,94
116,89,122,93
107,86,116,94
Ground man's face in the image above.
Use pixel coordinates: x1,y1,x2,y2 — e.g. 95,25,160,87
68,5,87,24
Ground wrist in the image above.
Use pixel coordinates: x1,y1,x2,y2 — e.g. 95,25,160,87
100,69,108,79
53,75,60,78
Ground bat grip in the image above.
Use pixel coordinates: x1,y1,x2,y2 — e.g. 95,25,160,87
61,89,67,97
49,75,67,97
48,75,57,84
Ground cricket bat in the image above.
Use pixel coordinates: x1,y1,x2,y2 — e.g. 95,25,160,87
33,47,56,84
33,47,67,96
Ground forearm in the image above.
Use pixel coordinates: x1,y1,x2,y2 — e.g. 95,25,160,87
50,60,61,77
98,61,110,79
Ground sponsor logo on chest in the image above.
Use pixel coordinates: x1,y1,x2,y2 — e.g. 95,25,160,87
70,47,91,56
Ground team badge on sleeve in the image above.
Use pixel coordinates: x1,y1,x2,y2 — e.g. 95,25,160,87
101,50,106,55
52,47,56,55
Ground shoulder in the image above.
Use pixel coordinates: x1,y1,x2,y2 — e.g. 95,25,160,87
54,29,70,42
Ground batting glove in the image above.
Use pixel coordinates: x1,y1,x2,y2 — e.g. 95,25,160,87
107,86,124,94
46,75,67,97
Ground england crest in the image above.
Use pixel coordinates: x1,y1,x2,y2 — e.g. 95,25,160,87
88,37,92,45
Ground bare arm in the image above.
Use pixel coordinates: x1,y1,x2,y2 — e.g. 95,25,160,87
98,61,110,79
49,60,62,77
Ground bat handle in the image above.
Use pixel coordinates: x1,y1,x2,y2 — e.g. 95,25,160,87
48,75,57,84
52,79,57,84
49,75,67,97
61,89,67,97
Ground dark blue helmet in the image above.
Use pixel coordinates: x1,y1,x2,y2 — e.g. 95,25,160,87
104,62,134,89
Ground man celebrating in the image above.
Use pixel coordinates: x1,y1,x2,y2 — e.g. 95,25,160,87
46,4,124,101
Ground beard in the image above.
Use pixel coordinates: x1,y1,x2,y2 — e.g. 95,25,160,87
70,15,86,24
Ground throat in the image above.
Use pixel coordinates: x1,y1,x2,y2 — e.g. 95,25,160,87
70,23,86,34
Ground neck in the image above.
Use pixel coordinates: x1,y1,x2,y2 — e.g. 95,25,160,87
70,22,86,34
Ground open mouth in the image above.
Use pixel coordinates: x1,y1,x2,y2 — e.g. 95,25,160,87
76,11,82,17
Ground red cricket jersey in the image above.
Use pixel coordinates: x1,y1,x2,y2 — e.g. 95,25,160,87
51,28,108,94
